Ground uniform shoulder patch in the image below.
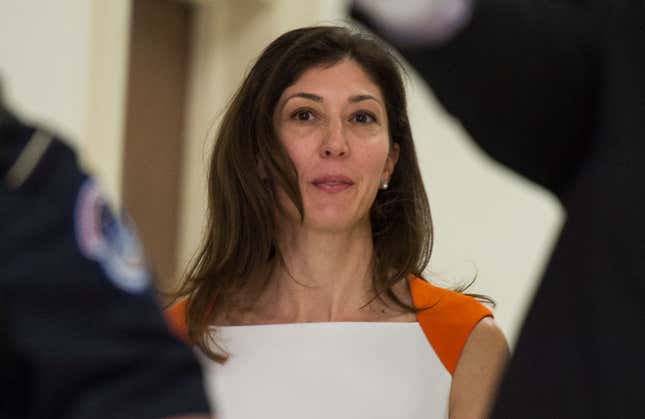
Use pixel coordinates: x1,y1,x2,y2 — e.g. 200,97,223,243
74,178,150,293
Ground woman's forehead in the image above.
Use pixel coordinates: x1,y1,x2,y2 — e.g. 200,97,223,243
279,59,385,103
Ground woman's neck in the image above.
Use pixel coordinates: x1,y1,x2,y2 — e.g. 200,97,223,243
240,222,413,324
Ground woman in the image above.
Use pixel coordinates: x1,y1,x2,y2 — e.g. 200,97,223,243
167,26,508,419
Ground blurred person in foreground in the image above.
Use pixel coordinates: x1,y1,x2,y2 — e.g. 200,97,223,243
0,90,212,418
352,0,645,417
166,26,508,419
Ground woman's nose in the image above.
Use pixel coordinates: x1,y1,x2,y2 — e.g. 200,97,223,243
320,120,349,158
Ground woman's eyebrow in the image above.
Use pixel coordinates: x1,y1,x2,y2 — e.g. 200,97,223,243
348,94,382,106
281,92,383,109
284,92,323,103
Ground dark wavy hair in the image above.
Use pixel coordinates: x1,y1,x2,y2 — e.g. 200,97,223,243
174,25,433,361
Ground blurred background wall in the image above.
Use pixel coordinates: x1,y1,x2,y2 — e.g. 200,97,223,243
0,0,131,206
0,0,563,346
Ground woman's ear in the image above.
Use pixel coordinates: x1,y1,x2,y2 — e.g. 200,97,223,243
383,142,400,181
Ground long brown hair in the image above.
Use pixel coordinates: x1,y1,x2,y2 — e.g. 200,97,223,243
174,26,433,361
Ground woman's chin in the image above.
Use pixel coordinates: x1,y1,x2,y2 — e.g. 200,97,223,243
302,213,369,234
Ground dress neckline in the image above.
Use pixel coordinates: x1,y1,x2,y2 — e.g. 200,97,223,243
210,320,421,330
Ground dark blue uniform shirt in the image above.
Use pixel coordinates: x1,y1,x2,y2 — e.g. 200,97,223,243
0,114,211,419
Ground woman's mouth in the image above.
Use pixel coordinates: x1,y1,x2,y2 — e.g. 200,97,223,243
312,175,354,193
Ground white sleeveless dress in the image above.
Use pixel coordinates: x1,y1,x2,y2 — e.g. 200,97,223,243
166,278,493,419
198,322,451,419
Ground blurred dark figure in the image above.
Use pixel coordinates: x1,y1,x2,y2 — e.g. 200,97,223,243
0,94,211,418
353,0,645,417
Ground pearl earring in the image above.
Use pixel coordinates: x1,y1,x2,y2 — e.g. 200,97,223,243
381,182,389,190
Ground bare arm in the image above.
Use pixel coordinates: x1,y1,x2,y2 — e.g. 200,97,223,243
449,317,509,419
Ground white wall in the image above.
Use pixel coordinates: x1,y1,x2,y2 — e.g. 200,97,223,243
0,0,131,207
0,0,93,145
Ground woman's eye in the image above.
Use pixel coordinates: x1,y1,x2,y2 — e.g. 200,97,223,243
292,110,315,121
352,111,376,124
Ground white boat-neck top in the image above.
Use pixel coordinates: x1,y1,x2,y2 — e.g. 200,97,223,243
167,277,492,419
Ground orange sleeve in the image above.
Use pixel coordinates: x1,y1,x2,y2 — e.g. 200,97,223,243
164,299,190,344
409,276,492,375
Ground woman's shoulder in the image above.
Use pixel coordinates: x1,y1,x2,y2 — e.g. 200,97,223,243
408,275,492,318
165,299,190,343
407,275,495,375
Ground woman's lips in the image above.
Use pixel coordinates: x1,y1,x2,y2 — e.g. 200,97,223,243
311,175,354,193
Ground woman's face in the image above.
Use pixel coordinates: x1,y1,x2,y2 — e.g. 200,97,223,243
273,58,399,233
